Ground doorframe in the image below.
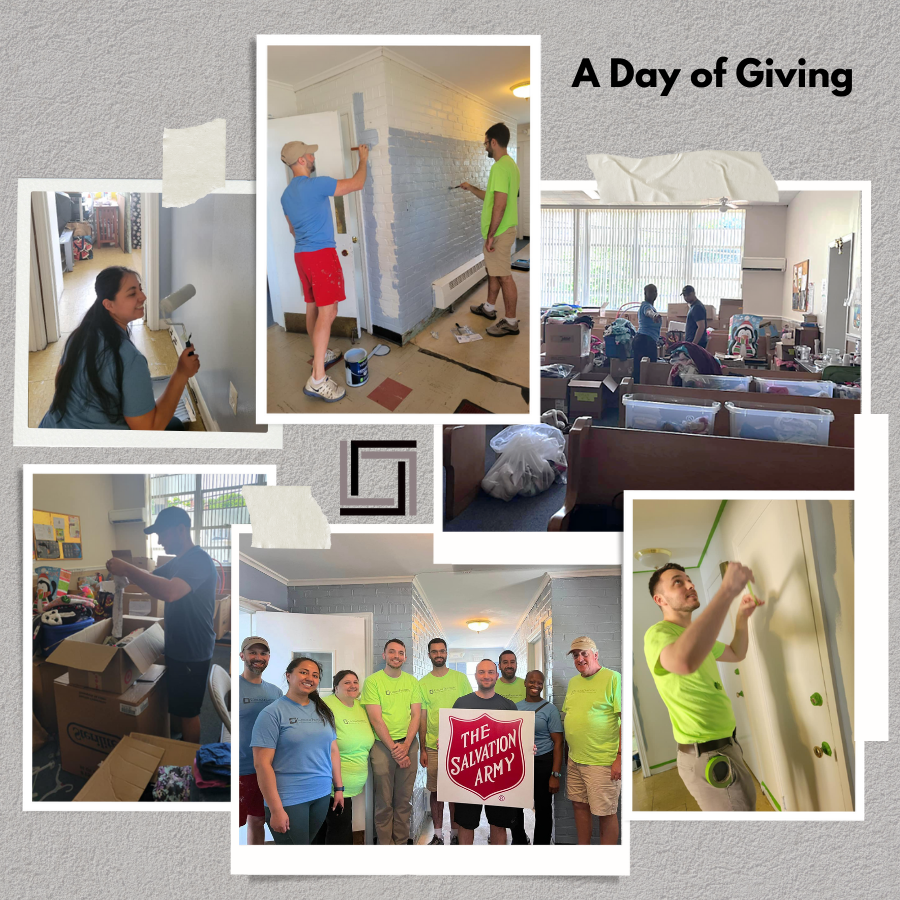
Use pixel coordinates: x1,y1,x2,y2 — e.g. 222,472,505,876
631,681,653,780
143,193,161,331
796,500,855,811
31,192,62,344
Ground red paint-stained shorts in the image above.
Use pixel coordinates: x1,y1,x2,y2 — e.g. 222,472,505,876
239,773,265,825
294,247,346,307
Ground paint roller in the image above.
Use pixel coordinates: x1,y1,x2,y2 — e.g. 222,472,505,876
111,575,128,641
160,284,197,354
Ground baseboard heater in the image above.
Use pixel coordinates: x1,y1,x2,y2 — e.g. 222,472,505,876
166,325,218,431
432,255,487,309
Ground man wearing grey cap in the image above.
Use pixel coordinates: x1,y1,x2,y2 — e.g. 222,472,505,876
239,636,282,843
280,139,370,403
561,636,622,844
682,285,708,348
106,505,218,743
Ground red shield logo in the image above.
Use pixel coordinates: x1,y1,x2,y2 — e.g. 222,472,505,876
444,714,525,801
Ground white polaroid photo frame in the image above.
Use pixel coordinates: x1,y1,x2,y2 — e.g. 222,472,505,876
255,34,541,425
230,523,630,876
625,489,865,822
15,178,283,448
24,463,276,812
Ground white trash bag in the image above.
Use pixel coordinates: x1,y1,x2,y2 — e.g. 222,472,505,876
481,425,568,502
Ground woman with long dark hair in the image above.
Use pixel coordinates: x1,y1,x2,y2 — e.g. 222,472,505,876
251,657,345,844
39,266,200,430
313,669,375,845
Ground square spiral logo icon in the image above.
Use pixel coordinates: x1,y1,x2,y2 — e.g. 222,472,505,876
339,439,417,516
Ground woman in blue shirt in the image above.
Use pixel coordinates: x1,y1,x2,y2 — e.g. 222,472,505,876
633,283,662,383
39,266,200,430
251,656,345,844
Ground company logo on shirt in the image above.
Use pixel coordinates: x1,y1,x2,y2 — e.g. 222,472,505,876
384,688,410,697
243,697,274,704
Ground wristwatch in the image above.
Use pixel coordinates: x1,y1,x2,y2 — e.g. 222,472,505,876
334,786,345,792
551,771,563,778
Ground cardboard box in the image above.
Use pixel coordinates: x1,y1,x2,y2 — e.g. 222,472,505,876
719,299,742,324
214,594,231,640
48,615,165,694
568,379,605,418
544,353,591,371
775,342,796,361
610,358,634,382
72,735,166,802
540,370,576,415
33,659,68,732
668,302,689,318
130,732,202,782
543,322,591,359
706,330,731,355
122,587,166,618
55,665,169,779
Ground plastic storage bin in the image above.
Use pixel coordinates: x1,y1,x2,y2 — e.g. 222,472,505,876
834,384,861,400
622,394,721,435
753,377,835,398
680,373,752,392
725,401,834,445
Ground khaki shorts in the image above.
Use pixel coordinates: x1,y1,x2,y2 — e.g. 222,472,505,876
484,228,516,277
426,747,439,793
566,758,621,816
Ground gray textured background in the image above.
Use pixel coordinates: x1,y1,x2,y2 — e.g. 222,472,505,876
5,1,893,893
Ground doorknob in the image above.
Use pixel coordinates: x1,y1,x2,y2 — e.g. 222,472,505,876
341,249,349,256
813,742,832,758
352,236,358,243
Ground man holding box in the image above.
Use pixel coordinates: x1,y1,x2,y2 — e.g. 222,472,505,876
106,505,217,744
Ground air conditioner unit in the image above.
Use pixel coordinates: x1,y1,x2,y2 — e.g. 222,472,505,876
433,255,487,309
108,508,149,525
742,257,786,272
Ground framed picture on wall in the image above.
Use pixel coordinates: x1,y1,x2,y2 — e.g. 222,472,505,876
792,259,810,311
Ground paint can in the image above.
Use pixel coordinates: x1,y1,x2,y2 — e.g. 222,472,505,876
344,348,369,387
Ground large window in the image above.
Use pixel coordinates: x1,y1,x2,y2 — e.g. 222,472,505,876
541,207,745,312
148,473,268,565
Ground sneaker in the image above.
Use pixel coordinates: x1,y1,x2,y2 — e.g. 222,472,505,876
450,834,459,844
486,319,520,337
303,375,346,402
428,835,444,845
322,348,343,370
470,302,498,320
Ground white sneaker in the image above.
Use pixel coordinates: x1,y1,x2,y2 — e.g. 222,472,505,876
303,375,346,402
323,348,342,369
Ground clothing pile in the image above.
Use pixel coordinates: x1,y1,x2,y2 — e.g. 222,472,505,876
190,742,231,802
667,343,722,386
603,318,636,359
153,766,194,802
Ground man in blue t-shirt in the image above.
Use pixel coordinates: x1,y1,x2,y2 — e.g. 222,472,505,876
634,283,663,382
279,139,369,403
239,636,282,844
106,505,218,744
682,285,709,348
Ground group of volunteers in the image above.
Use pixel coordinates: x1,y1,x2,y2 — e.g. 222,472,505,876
239,633,621,846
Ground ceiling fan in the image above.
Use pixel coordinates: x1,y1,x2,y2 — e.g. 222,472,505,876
702,196,743,212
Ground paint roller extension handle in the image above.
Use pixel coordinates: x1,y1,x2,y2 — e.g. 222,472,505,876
159,284,196,318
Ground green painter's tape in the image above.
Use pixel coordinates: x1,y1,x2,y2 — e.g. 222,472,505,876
761,781,782,811
650,758,677,769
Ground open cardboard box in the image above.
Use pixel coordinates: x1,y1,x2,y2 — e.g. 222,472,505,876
47,615,165,694
72,732,202,802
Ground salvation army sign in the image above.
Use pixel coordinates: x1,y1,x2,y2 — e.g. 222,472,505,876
437,708,534,808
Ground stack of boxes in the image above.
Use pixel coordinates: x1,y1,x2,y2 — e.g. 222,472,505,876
541,321,592,417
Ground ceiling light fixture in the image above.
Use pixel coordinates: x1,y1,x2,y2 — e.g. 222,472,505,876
635,548,672,570
467,619,490,632
510,80,531,99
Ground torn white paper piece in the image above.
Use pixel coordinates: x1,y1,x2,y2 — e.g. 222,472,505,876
586,151,778,204
162,118,226,208
242,486,331,550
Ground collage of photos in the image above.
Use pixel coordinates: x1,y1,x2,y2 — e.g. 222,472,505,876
16,30,872,888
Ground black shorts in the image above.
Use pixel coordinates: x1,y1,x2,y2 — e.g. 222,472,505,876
165,655,212,718
454,801,518,831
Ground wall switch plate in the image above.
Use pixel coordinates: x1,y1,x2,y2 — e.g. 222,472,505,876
229,382,238,415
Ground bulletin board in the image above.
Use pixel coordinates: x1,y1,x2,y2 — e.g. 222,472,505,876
32,509,83,561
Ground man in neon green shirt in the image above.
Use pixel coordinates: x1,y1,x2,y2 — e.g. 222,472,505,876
643,561,762,811
562,637,622,844
360,638,423,844
494,650,527,703
459,122,521,338
418,638,472,844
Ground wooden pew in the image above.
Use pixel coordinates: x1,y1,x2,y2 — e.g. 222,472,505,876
442,425,486,519
639,358,823,385
548,418,854,531
617,378,857,447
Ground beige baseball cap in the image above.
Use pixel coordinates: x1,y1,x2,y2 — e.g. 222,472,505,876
241,636,270,653
281,141,318,166
568,636,598,654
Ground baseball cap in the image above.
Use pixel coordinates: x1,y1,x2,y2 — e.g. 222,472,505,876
281,141,318,166
143,505,191,535
681,285,696,296
568,636,598,655
241,636,270,653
